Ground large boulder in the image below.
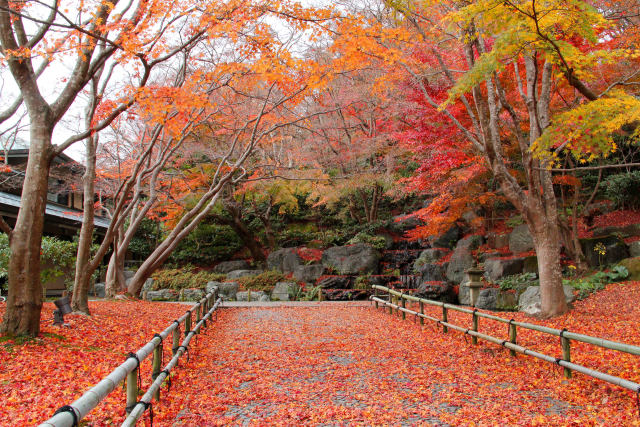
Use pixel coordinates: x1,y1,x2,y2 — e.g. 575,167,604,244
322,289,369,301
217,282,239,300
368,275,399,288
413,249,448,271
316,275,353,289
214,260,250,274
321,243,380,275
580,235,629,267
429,226,460,249
293,264,325,283
267,248,303,273
236,291,270,302
390,214,422,233
487,232,510,249
590,223,640,239
416,263,446,282
271,282,296,301
475,288,518,311
413,281,456,303
518,285,576,317
180,288,205,302
483,257,526,281
142,278,154,293
630,241,640,258
92,282,105,298
145,289,178,301
458,280,471,305
457,234,485,251
509,225,534,253
124,270,136,280
226,269,263,279
445,242,475,284
619,257,640,280
205,281,219,295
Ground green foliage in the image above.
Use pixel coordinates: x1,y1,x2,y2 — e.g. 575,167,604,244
496,272,538,291
0,233,78,292
354,275,372,290
169,222,243,265
505,215,524,228
151,268,226,291
236,270,286,292
128,217,162,259
289,283,322,301
563,265,629,299
347,233,387,250
602,171,640,210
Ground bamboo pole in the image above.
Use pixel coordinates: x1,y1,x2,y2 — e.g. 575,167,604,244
441,306,448,333
185,311,192,337
125,368,137,414
561,332,572,379
401,294,406,320
374,287,379,309
419,301,424,325
152,345,162,401
509,322,517,357
172,325,180,355
472,310,478,345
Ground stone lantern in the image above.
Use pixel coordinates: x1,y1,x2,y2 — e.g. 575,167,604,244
464,266,485,307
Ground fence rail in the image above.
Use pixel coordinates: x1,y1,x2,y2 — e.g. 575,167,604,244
39,289,221,427
370,285,640,394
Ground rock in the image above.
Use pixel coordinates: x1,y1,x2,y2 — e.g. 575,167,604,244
180,288,205,301
523,256,538,274
630,241,640,258
142,278,154,292
429,226,460,249
457,234,485,251
293,264,324,283
580,235,629,267
459,280,471,305
124,270,136,280
483,257,526,281
92,282,105,298
316,276,353,289
390,214,421,233
619,257,640,280
321,243,380,275
226,269,263,279
509,225,534,253
271,282,296,301
413,281,456,303
445,241,475,283
518,285,576,317
213,260,250,274
267,248,303,273
205,281,220,294
487,232,510,249
322,289,369,301
145,289,178,301
475,288,518,311
590,223,640,238
413,249,448,271
217,282,239,300
416,263,446,282
368,275,399,287
114,294,128,300
236,291,269,302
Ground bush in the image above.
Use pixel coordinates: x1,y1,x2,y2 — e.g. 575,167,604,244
347,232,387,250
495,272,538,291
169,223,243,265
603,171,640,210
236,270,286,292
563,265,629,299
151,268,226,291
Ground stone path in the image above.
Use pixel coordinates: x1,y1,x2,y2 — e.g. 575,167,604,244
148,302,609,426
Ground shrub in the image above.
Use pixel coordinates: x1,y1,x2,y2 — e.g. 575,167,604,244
151,268,226,291
236,270,286,292
563,265,629,299
603,171,640,210
347,232,387,250
169,223,243,265
496,272,538,291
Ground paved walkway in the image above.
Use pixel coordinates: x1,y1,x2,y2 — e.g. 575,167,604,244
149,302,609,426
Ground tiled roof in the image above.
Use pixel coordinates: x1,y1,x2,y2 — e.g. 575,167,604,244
0,191,110,229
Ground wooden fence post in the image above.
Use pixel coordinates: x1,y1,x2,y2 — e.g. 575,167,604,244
509,321,517,357
419,301,424,325
172,325,181,355
561,330,572,379
441,306,448,333
126,367,138,414
374,288,379,309
185,311,192,337
152,344,162,401
401,294,406,320
471,310,478,345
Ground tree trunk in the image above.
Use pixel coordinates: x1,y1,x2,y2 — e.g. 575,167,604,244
1,124,53,335
105,225,125,297
531,221,568,317
72,131,98,314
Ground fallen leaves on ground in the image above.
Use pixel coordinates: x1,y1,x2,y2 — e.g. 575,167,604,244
2,283,640,426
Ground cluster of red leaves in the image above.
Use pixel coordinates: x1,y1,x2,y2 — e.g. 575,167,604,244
149,284,640,425
580,210,640,238
0,301,189,425
296,247,323,263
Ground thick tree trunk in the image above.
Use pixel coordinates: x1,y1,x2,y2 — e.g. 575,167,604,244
72,135,97,314
105,226,125,297
1,124,53,335
530,220,568,317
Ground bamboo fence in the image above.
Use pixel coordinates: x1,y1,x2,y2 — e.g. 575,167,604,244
39,289,221,427
371,285,640,394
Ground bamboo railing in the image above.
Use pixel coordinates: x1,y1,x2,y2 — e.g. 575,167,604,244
371,285,640,394
39,289,221,427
